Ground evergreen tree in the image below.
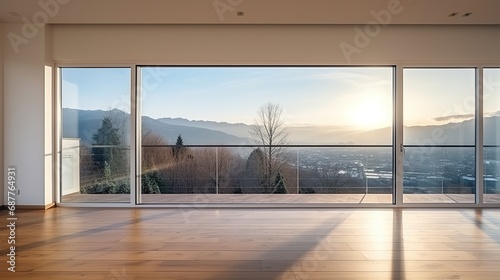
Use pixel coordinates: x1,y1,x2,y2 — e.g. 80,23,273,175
175,134,183,146
246,148,265,171
172,134,185,160
141,172,161,194
243,148,267,193
92,117,127,177
273,172,288,194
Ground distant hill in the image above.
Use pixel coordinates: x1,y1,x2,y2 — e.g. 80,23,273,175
63,108,499,145
158,117,364,144
485,116,500,145
62,108,249,145
404,117,499,145
157,117,252,138
288,126,373,144
142,116,248,145
63,108,111,145
349,117,499,145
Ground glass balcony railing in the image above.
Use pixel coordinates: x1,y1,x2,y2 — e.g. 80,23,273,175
403,146,475,203
61,144,498,204
484,146,500,203
61,142,131,203
140,145,393,203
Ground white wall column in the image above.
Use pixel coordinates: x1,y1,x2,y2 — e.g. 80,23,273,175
3,23,51,207
44,26,54,207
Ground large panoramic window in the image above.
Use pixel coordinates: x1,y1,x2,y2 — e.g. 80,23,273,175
60,68,131,203
139,67,394,204
403,68,476,203
57,66,500,206
484,68,500,203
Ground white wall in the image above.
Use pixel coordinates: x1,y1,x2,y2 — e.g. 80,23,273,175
0,22,4,206
3,23,46,206
3,23,500,207
51,25,500,64
44,26,54,206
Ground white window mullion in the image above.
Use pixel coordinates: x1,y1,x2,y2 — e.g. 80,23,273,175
476,67,484,204
394,65,404,206
133,66,142,205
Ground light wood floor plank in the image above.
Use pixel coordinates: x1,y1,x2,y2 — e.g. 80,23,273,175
262,260,454,272
1,208,499,279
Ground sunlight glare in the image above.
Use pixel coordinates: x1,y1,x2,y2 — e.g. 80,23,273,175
351,94,390,129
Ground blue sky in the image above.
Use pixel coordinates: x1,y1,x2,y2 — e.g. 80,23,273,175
62,67,500,129
62,68,132,113
404,68,476,126
141,67,393,128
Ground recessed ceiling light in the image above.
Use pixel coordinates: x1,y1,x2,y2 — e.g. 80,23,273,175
9,11,21,17
463,12,473,17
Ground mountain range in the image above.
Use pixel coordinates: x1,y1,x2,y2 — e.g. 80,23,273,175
63,108,499,145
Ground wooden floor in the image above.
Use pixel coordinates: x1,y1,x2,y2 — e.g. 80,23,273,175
61,193,500,204
1,208,500,279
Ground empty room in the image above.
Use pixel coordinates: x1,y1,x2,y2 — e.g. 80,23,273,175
1,0,500,279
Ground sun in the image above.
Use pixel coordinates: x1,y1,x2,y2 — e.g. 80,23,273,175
351,94,391,129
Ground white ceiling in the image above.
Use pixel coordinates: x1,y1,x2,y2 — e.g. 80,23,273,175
0,0,499,25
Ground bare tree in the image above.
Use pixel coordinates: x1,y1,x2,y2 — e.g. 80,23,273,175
250,103,289,193
142,127,172,172
192,147,242,194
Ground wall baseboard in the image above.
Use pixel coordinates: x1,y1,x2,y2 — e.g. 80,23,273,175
1,202,56,210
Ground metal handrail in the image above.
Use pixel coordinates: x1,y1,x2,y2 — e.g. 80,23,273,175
142,144,393,148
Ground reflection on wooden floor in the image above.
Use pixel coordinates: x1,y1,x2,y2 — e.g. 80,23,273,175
1,207,500,279
61,193,500,204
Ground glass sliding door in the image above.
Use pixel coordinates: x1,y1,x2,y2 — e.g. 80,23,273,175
139,66,393,204
403,68,476,203
60,68,131,203
484,68,500,203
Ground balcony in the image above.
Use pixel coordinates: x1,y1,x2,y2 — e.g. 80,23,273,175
60,144,500,204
